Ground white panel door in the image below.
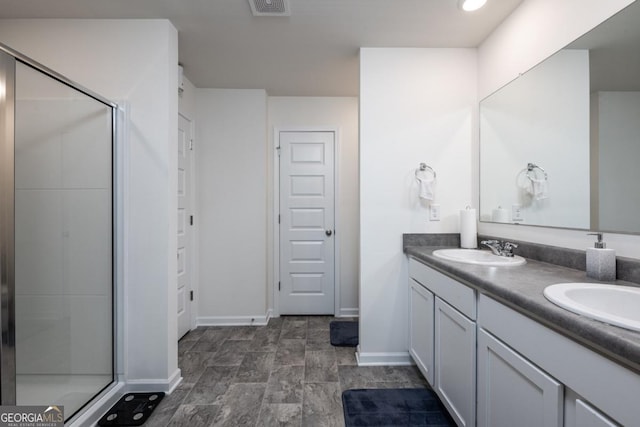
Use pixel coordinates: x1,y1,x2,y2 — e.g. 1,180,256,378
177,114,193,338
279,131,335,315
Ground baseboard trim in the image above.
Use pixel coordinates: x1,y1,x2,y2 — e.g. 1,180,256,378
126,368,182,393
355,345,413,366
197,313,270,327
337,307,359,317
67,381,125,427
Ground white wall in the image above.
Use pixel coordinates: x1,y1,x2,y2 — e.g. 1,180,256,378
480,50,590,228
477,0,640,259
195,89,268,324
0,19,180,387
478,0,635,100
594,91,640,232
268,97,359,316
359,48,477,363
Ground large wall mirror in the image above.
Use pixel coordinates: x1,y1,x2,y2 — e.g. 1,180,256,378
479,2,640,234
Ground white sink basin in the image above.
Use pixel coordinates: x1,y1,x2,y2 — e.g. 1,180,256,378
432,249,526,267
544,283,640,332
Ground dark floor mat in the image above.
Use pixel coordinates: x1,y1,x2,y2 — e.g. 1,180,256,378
97,392,165,426
342,388,455,427
330,321,359,347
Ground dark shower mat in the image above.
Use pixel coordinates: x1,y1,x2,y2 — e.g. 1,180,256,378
97,392,165,426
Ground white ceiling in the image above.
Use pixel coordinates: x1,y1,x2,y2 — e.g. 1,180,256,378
0,0,523,96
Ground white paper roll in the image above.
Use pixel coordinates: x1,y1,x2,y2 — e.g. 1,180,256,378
460,208,478,249
491,208,509,223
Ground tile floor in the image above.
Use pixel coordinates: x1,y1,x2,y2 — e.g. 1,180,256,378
146,316,428,426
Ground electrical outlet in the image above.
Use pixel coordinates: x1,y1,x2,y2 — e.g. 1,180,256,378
429,204,441,221
512,204,524,222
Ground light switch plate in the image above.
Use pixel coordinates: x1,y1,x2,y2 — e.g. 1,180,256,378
512,204,524,222
430,204,441,221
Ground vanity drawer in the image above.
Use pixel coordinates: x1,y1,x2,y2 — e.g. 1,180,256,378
478,294,639,426
409,257,476,320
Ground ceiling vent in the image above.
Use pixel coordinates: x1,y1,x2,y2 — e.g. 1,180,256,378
249,0,291,16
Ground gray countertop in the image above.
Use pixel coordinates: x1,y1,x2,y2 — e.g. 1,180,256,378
405,245,640,373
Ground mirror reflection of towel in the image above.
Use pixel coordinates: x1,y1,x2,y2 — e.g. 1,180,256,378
517,172,548,200
531,178,548,200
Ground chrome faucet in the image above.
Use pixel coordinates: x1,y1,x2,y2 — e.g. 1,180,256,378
480,240,519,257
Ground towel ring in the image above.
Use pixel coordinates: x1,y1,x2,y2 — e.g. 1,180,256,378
522,162,547,181
415,163,436,180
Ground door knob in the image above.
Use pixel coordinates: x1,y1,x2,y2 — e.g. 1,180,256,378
325,230,333,237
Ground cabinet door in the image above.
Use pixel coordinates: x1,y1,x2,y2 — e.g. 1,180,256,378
565,389,620,427
575,399,619,427
477,328,563,427
409,279,434,386
435,297,476,427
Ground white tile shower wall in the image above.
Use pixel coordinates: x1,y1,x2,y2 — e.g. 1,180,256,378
477,0,640,258
14,99,112,376
359,48,476,361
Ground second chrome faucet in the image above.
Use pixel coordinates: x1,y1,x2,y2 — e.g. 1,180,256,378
480,239,519,257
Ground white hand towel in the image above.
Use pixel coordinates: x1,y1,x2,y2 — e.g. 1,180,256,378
531,178,548,200
517,173,534,196
518,168,548,200
418,176,435,201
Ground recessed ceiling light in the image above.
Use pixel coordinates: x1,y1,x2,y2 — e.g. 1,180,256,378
459,0,487,12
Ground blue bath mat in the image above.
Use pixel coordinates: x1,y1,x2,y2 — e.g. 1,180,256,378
330,321,358,347
342,388,454,426
97,392,165,426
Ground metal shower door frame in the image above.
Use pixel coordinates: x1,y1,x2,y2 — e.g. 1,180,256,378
0,42,119,410
0,48,16,405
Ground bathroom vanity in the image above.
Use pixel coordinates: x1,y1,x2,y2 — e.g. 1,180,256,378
405,243,640,427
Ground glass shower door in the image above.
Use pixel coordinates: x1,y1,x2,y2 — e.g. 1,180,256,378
11,60,115,420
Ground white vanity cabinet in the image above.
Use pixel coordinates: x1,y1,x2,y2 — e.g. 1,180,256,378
408,255,640,427
477,328,563,427
479,294,638,427
435,298,476,427
565,390,619,427
409,278,435,385
408,258,476,427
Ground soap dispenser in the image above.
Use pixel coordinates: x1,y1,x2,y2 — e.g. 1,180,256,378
586,233,616,281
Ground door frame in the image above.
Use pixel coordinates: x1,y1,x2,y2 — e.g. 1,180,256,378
272,127,342,317
178,112,198,332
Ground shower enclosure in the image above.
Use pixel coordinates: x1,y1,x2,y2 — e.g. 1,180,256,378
0,46,116,421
